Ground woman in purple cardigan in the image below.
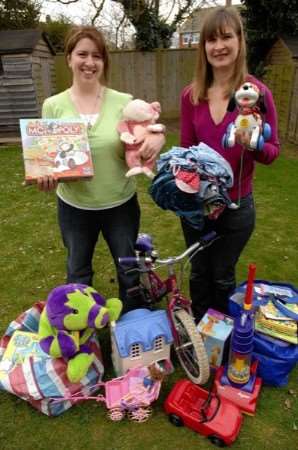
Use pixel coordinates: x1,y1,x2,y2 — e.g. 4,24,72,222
180,6,280,321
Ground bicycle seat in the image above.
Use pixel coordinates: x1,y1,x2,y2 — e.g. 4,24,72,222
135,233,154,254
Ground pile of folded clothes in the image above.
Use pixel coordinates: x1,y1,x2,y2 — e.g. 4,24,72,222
149,142,236,229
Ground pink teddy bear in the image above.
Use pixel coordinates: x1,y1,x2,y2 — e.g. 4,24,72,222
117,99,165,178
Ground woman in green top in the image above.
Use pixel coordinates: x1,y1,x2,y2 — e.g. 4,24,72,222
38,26,165,313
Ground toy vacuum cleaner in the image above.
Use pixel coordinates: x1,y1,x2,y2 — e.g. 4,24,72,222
213,264,262,415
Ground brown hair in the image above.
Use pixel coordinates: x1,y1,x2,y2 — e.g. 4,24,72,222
191,7,247,103
64,26,109,83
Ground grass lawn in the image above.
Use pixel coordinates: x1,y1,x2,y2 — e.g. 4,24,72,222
0,135,297,450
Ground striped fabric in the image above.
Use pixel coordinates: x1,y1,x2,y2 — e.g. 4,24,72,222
0,302,104,416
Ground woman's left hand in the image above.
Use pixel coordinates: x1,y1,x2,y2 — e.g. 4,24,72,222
138,133,166,164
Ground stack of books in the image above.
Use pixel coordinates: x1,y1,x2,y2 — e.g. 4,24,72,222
255,299,298,345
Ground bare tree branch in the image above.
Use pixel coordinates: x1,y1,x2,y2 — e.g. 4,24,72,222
90,0,106,25
48,0,222,50
115,12,127,48
164,1,177,23
111,0,206,49
171,0,195,28
51,0,80,4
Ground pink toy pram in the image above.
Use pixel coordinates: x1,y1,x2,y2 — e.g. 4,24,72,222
52,366,161,422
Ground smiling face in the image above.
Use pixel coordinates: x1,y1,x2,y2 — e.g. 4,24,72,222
204,26,240,72
67,37,104,86
192,8,247,102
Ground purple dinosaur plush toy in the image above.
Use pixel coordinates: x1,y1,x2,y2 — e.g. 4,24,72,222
38,284,122,383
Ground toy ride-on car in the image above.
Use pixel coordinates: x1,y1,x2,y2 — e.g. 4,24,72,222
164,379,243,447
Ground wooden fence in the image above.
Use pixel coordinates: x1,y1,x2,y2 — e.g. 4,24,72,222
55,48,197,119
263,37,298,144
53,48,298,144
263,64,295,140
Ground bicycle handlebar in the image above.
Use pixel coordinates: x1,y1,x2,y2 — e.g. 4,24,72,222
119,231,218,268
155,231,217,266
118,256,140,265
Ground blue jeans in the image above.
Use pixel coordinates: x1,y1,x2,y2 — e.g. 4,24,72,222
181,194,255,320
58,195,141,313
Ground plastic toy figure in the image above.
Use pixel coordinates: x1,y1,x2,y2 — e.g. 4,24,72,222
222,82,271,151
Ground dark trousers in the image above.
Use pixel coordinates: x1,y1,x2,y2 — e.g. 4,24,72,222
181,194,255,320
58,195,141,313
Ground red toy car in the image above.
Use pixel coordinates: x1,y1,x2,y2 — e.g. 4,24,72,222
164,379,243,447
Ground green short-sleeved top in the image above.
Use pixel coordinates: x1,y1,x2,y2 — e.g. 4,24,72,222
42,88,136,209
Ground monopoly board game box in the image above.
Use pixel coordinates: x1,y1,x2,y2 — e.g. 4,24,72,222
197,309,234,368
19,118,94,184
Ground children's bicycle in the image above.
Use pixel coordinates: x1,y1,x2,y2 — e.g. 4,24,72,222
119,232,218,385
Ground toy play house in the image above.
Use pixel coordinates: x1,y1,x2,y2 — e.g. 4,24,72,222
111,308,173,376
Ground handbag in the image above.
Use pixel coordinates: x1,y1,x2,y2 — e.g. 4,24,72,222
229,280,298,386
229,280,298,344
252,332,298,387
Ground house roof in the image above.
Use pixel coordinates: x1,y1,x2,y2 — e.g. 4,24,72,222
179,6,214,33
179,5,243,34
113,308,173,358
282,36,298,58
0,29,55,55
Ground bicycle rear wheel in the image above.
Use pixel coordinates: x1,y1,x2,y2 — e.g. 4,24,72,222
172,309,210,385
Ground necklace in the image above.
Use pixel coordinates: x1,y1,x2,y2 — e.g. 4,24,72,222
70,87,102,130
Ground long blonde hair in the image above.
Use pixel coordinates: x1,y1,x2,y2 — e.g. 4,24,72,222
191,6,247,103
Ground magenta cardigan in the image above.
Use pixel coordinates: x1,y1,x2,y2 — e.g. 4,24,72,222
180,76,280,202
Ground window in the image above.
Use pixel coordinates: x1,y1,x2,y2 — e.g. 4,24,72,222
130,343,142,359
0,57,4,76
154,336,164,352
182,33,191,45
182,32,200,47
192,32,200,44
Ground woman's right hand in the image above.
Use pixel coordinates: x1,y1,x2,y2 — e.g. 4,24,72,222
37,175,58,192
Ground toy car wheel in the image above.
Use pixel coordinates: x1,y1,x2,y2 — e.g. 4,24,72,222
128,406,152,423
208,435,226,447
169,413,184,427
171,309,210,385
107,407,125,422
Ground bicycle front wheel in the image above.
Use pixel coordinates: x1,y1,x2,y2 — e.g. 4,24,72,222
172,309,210,385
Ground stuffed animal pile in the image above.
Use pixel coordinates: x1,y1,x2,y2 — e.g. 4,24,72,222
38,283,122,383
